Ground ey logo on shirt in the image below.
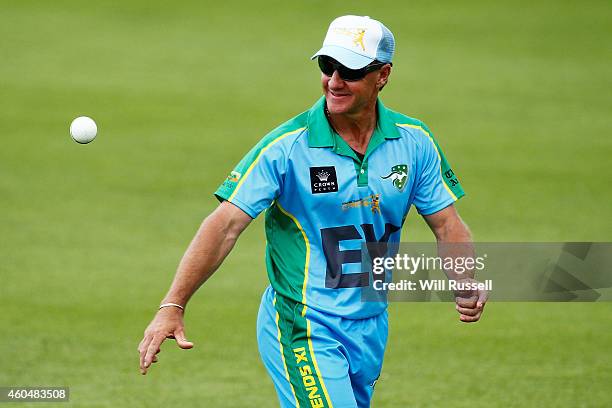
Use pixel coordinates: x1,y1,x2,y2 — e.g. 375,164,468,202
310,166,338,194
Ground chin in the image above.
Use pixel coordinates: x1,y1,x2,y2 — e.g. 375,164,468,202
326,104,347,115
326,97,352,114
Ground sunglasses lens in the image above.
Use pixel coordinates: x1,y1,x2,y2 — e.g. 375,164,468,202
339,67,363,81
318,57,335,76
318,56,381,81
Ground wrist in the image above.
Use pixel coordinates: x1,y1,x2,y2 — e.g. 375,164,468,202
159,302,185,311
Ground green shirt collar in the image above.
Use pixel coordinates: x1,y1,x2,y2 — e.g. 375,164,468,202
306,96,401,149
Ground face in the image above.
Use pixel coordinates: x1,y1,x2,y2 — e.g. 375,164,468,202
321,61,391,116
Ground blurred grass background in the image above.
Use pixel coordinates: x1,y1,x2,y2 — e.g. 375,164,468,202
1,0,611,407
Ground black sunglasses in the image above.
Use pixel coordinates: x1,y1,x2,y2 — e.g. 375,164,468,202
317,56,388,82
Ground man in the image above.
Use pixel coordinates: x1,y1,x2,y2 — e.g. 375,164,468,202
138,15,486,407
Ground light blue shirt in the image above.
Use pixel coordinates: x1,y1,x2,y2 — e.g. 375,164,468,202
215,97,464,318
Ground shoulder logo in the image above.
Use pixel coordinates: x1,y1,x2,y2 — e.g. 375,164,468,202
444,169,460,187
310,166,338,194
381,164,408,191
227,170,241,183
223,170,242,189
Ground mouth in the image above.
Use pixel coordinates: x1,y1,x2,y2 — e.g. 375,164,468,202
328,90,351,98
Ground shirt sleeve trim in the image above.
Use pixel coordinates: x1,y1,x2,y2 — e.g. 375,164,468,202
417,197,457,216
215,195,258,219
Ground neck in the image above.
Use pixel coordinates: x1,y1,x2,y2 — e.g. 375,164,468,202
325,101,378,154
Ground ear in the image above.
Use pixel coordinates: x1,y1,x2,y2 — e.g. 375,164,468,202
377,64,392,89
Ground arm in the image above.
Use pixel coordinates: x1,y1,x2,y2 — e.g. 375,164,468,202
138,200,252,374
423,204,487,323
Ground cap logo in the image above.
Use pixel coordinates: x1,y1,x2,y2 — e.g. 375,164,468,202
333,27,367,51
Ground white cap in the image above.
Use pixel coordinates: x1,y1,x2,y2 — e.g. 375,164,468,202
311,15,395,69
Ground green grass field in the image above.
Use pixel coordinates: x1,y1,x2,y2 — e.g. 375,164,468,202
1,0,611,407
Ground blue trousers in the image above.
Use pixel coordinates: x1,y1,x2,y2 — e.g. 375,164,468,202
257,286,388,408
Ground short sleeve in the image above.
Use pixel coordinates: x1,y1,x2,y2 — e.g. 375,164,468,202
214,138,286,218
412,124,465,215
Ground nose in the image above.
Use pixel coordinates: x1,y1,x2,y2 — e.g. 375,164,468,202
328,70,345,88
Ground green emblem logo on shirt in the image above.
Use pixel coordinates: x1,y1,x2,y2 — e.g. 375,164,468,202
381,164,408,191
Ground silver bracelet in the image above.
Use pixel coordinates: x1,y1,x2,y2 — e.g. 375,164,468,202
159,302,184,311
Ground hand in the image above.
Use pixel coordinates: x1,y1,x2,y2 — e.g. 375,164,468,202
138,306,194,375
453,278,488,323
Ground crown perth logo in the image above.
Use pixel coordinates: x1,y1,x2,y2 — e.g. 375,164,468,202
310,166,338,194
316,170,330,181
381,164,408,191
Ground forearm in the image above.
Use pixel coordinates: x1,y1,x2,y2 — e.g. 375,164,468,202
161,204,248,307
431,210,475,280
435,213,472,243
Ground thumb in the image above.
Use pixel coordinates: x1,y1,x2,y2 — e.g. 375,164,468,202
173,329,194,350
476,289,488,309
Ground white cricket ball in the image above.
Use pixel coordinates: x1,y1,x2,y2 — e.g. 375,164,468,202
70,116,97,144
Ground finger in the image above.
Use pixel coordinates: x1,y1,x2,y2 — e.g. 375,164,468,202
139,335,153,373
460,310,482,323
455,295,478,309
138,336,155,356
139,337,162,374
455,304,479,316
173,329,194,350
144,336,165,369
137,337,145,352
476,289,489,309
